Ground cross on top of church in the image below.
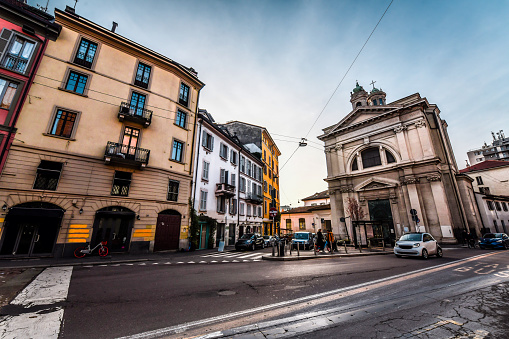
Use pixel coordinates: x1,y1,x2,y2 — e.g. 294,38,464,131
370,80,377,89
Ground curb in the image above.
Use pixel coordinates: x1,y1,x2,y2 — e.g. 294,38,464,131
262,251,393,261
0,258,150,270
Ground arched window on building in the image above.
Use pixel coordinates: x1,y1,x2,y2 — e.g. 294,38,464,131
356,102,362,107
386,150,396,163
361,147,382,168
299,218,306,230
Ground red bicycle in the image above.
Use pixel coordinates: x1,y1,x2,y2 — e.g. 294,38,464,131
74,241,109,258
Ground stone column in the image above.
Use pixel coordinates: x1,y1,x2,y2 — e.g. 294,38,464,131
403,178,423,232
428,175,453,228
415,119,434,157
394,125,410,161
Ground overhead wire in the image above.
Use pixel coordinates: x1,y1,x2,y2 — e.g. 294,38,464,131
34,74,188,121
278,0,394,170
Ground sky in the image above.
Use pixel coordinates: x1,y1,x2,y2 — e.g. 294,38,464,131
32,0,509,207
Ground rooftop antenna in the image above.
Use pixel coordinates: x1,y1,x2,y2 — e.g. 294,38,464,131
299,138,307,147
73,0,78,9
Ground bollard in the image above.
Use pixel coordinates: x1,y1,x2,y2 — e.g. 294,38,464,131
314,240,317,256
344,241,348,254
382,239,385,251
297,242,300,257
272,241,275,256
358,240,362,253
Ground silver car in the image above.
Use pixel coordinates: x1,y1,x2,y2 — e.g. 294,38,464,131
394,232,443,259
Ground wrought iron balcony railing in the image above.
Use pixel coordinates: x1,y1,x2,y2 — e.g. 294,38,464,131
134,75,150,89
245,192,263,204
73,52,94,68
104,141,150,168
118,102,153,127
3,54,28,73
215,183,236,197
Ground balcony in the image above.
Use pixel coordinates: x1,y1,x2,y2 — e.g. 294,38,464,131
73,52,93,68
118,102,153,127
245,192,263,204
215,183,235,197
104,141,150,168
3,54,28,73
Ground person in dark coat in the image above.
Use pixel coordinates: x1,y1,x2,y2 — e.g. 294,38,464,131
316,229,324,252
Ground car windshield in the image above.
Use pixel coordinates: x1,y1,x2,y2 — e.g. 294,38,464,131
240,234,254,240
294,233,309,240
399,234,422,241
484,233,502,239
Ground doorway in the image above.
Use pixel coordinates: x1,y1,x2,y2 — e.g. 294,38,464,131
0,202,63,257
154,210,181,251
92,206,134,252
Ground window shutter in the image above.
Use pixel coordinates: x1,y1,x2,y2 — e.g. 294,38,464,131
210,136,214,151
202,131,207,147
217,197,221,212
220,169,225,183
225,171,229,184
0,29,13,61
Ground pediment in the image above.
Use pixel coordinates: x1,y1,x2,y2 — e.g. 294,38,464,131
355,177,399,191
324,106,396,137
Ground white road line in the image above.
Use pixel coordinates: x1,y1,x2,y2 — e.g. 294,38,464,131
164,262,171,264
222,260,229,263
0,266,73,339
199,261,207,264
119,252,500,339
188,261,196,264
232,260,239,262
237,253,263,259
210,261,217,263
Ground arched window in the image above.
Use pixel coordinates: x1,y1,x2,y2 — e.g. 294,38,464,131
373,99,378,106
299,218,306,230
356,102,362,107
361,147,382,168
386,150,396,163
351,157,358,171
379,98,384,105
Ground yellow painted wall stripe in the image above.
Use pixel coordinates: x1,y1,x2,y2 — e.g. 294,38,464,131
67,234,89,239
70,224,88,229
68,229,90,234
68,239,87,243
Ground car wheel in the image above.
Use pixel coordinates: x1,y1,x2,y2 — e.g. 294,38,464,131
421,249,429,260
503,243,509,250
251,243,256,251
436,247,443,258
262,242,265,249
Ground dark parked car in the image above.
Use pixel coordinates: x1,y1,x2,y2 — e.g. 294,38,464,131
479,233,509,250
235,233,265,251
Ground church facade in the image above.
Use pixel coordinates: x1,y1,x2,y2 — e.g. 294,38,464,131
318,83,481,245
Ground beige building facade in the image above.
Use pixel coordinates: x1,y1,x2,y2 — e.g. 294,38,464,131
0,7,204,257
318,83,481,245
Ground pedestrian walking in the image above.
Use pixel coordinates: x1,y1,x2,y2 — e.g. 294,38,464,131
326,231,335,252
316,229,324,252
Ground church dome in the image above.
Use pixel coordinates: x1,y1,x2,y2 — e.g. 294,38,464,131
352,82,364,93
371,87,380,93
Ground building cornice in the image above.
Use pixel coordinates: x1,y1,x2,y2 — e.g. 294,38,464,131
54,9,204,90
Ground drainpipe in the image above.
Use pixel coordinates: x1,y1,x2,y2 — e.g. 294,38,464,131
0,35,47,175
192,117,202,207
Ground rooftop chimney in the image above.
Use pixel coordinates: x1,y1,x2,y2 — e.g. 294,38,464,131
111,22,118,33
65,5,75,15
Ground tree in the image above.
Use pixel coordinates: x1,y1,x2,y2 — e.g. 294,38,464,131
346,197,365,221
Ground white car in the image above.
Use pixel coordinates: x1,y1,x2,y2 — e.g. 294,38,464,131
394,232,443,259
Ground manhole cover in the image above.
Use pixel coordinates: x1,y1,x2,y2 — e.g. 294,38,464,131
217,290,236,296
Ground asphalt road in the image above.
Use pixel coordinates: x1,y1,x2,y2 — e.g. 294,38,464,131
55,248,509,339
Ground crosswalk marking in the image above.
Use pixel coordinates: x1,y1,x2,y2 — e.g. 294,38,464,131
237,253,263,259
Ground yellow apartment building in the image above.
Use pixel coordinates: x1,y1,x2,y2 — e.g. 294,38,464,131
0,6,204,257
220,121,281,235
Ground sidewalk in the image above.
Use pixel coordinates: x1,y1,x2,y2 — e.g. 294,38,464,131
262,245,393,261
0,246,238,269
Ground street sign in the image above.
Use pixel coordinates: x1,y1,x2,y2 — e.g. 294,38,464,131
269,207,278,217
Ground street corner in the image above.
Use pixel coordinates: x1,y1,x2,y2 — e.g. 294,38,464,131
0,268,43,308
